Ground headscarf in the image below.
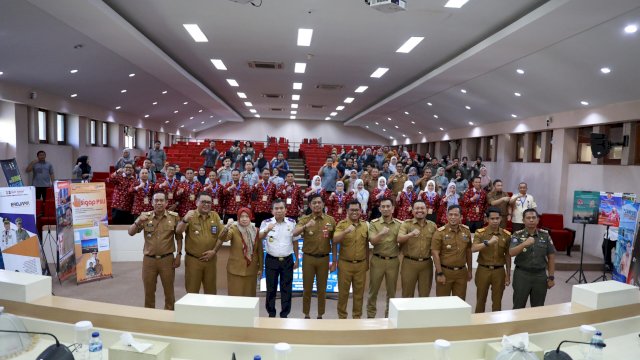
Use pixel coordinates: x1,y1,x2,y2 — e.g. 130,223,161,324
402,180,414,194
236,207,257,266
446,183,459,207
76,156,91,175
354,179,369,212
388,156,398,173
408,167,417,176
377,176,387,191
311,175,322,191
426,180,437,198
335,181,345,194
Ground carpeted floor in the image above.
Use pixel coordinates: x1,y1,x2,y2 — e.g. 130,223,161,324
49,258,606,319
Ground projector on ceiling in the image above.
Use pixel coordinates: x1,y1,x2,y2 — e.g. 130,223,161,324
228,0,253,4
368,0,407,13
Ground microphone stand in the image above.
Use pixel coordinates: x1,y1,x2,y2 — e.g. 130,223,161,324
0,329,74,359
544,340,606,360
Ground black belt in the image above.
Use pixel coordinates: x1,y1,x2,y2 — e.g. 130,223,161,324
267,253,291,261
515,265,546,273
373,254,397,260
145,253,173,259
404,255,431,262
186,252,200,259
441,264,466,271
304,253,329,258
339,258,366,263
478,264,504,270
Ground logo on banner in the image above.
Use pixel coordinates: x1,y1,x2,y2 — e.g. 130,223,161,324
10,201,30,208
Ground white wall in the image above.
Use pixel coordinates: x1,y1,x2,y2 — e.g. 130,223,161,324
195,118,388,145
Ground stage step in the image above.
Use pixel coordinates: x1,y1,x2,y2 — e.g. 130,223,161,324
554,252,604,272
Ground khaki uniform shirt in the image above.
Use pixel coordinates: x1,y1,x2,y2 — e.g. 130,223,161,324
389,174,408,194
298,213,336,255
184,211,223,256
473,226,511,266
399,218,437,259
431,223,472,267
368,217,401,257
486,191,509,216
137,210,182,256
222,225,263,277
510,229,556,270
335,219,369,261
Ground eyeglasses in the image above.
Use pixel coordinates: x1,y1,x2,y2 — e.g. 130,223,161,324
199,200,212,204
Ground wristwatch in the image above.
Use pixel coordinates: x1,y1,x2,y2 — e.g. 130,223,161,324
436,272,444,276
483,240,489,247
547,276,555,281
181,219,189,224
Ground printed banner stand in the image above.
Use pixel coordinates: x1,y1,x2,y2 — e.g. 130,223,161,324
0,158,24,187
54,180,76,282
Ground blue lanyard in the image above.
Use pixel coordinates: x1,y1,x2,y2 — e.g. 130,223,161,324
168,178,175,189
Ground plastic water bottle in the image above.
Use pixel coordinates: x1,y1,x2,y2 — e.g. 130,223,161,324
586,331,604,360
88,331,103,360
434,339,451,360
254,356,262,360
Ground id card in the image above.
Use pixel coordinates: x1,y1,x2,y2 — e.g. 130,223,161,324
262,195,268,202
143,197,149,205
235,195,241,202
427,208,433,214
286,198,292,205
213,198,219,205
168,192,173,200
189,194,195,201
211,226,218,234
475,206,479,213
338,207,343,215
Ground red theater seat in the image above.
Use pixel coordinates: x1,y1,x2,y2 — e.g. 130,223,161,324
539,213,576,256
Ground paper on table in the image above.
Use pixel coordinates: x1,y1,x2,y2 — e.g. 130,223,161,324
120,332,152,353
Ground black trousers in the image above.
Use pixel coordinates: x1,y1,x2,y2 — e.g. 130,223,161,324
265,254,294,318
112,208,134,225
602,238,616,268
35,187,48,201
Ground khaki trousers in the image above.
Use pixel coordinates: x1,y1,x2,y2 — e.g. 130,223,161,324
366,255,399,318
142,255,175,310
185,254,217,294
337,259,367,319
435,267,468,300
302,254,330,317
474,265,506,312
401,258,433,298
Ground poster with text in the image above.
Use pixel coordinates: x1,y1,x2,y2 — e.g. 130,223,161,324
612,193,639,283
0,187,41,273
70,182,113,283
572,191,600,224
0,159,24,187
54,180,76,281
598,192,623,227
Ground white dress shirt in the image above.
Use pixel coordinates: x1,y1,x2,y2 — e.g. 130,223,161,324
260,217,296,257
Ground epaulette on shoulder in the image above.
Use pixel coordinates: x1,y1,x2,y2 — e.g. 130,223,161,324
286,217,296,222
476,228,486,233
502,229,512,236
371,218,381,223
461,224,470,229
539,228,549,233
394,218,402,224
167,211,178,216
437,225,446,231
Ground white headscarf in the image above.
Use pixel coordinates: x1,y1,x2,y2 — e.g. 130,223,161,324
403,180,414,194
426,180,437,197
388,156,398,173
446,182,459,207
377,177,387,191
335,181,345,194
354,179,369,212
311,175,322,191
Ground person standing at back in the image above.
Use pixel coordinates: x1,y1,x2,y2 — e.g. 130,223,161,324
26,150,55,209
200,141,220,171
509,182,537,232
147,141,166,174
318,157,339,194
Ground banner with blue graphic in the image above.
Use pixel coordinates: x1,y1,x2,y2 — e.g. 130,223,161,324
612,193,639,283
0,158,24,187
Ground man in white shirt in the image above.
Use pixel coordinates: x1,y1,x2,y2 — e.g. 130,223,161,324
259,199,299,318
1,218,17,251
509,182,537,232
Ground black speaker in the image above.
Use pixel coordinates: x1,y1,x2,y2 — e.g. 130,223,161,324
590,133,609,158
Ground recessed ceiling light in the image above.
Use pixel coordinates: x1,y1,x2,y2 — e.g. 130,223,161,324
468,121,474,125
210,115,214,118
183,101,188,105
144,114,149,118
255,115,261,118
291,111,297,114
411,121,415,124
250,109,257,113
418,131,422,134
394,125,399,128
294,62,307,74
218,120,222,123
237,92,247,99
336,106,345,111
439,127,444,131
180,125,185,128
129,73,135,77
402,134,406,137
115,106,121,110
293,82,303,90
516,68,525,75
291,104,299,109
162,90,168,94
244,102,253,107
624,24,638,34
344,97,354,103
174,110,179,113
201,121,205,124
297,28,313,47
427,102,432,106
396,36,424,53
292,94,300,101
152,101,158,105
165,120,170,124
387,117,392,121
290,116,296,120
581,100,590,106
330,112,338,116
375,122,379,125
404,111,410,115
382,129,386,132
370,67,389,78
514,92,521,97
183,24,208,42
366,125,369,128
70,94,77,98
226,79,239,87
355,86,368,93
325,117,331,120
120,89,127,93
465,106,471,110
210,59,227,70
444,0,469,8
390,136,394,139
433,115,439,119
70,69,78,74
460,89,467,94
193,129,196,132
511,114,518,118
189,116,194,120
600,67,611,74
198,109,203,113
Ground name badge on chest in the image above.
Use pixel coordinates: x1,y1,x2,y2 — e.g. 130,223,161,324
213,198,219,205
143,197,149,205
211,226,218,234
338,207,343,214
168,192,173,200
286,198,292,205
262,195,268,202
189,194,195,201
235,195,241,202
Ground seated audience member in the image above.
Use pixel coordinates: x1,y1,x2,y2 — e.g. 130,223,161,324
73,155,93,181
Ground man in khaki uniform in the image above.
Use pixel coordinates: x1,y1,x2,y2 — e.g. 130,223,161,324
398,200,438,298
367,198,401,318
293,194,336,319
128,192,182,310
334,200,369,319
432,204,473,300
471,206,512,312
486,179,512,228
388,165,408,196
175,192,224,294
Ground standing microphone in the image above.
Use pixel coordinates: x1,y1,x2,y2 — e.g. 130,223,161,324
544,340,606,360
0,329,74,359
